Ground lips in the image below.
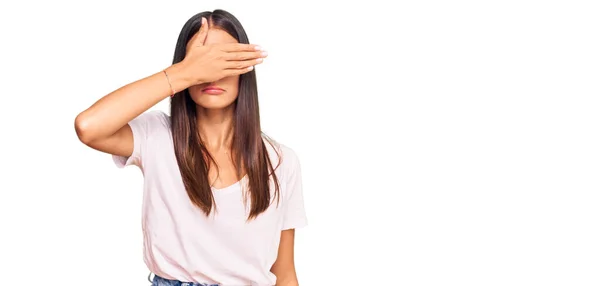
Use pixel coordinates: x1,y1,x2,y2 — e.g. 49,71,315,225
202,86,225,95
202,86,224,92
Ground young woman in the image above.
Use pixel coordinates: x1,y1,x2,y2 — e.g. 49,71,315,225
75,9,307,286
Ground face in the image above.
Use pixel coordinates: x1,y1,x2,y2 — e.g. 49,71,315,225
188,28,240,110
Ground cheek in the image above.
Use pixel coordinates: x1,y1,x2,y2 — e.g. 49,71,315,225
221,75,240,91
219,76,240,98
188,85,203,98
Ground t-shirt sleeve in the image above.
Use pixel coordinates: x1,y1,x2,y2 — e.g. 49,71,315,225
281,148,308,230
112,110,163,169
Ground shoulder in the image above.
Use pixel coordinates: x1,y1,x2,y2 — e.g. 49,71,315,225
279,143,300,168
130,110,171,137
138,109,170,127
262,135,301,175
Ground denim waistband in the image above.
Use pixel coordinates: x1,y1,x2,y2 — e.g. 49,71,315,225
150,273,220,286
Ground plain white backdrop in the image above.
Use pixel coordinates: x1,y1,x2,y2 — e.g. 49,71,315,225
1,0,599,285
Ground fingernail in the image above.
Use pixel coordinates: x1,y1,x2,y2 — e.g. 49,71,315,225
261,51,268,57
248,66,254,71
255,46,262,51
256,58,263,63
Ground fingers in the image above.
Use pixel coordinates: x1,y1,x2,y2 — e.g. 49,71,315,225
225,57,264,70
220,43,263,52
224,51,268,61
224,66,255,77
190,17,209,47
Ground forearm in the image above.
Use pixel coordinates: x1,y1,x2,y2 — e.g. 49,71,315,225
275,278,299,286
75,63,192,142
275,272,299,286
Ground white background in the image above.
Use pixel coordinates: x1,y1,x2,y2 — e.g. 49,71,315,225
1,0,599,285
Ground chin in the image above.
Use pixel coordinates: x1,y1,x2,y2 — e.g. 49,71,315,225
197,102,235,110
192,95,237,110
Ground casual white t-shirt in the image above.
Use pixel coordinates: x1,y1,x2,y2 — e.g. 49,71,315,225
112,110,308,285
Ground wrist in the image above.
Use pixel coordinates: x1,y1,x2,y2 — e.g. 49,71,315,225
164,62,198,93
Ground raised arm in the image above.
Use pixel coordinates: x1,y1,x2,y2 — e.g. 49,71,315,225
74,64,191,157
74,17,265,157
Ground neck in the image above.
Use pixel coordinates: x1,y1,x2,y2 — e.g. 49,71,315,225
196,105,235,151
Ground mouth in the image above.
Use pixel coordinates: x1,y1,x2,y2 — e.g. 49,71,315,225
201,85,225,95
202,85,225,91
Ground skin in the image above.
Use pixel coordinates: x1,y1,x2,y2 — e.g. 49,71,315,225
192,28,300,286
271,229,300,286
190,27,246,190
75,17,299,286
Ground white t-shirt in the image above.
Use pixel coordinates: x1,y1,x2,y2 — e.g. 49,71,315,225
112,110,308,285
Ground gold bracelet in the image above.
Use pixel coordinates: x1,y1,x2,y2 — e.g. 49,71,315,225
163,69,175,97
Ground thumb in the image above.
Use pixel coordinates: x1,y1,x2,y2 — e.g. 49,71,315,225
192,17,209,46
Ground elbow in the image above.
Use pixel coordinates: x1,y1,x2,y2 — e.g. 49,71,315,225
74,112,97,145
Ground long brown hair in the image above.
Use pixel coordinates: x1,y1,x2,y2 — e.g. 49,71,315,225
169,10,280,220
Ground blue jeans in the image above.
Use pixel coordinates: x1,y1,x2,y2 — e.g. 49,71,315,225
150,273,220,286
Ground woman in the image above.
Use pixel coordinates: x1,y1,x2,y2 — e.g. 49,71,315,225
75,9,307,286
